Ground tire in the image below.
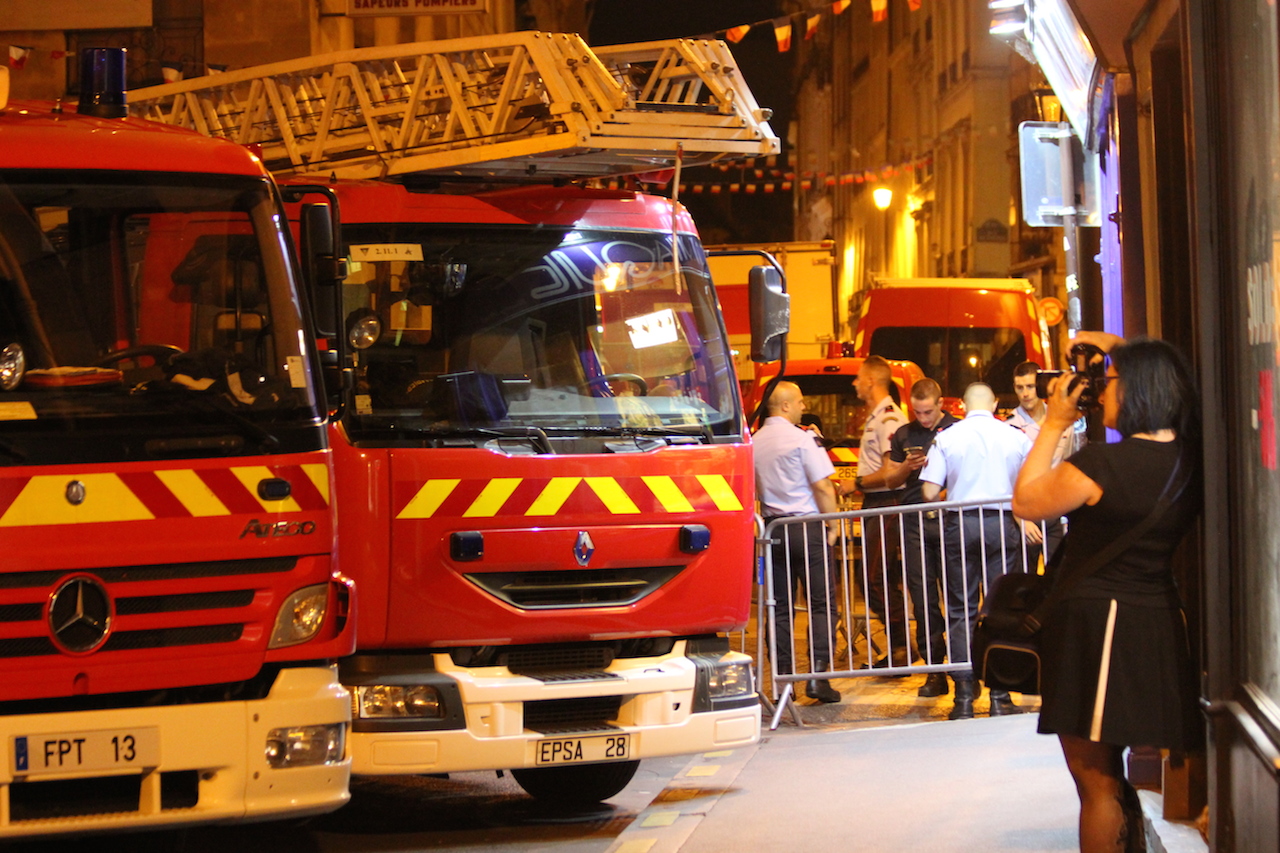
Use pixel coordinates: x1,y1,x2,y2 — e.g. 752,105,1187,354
510,760,640,806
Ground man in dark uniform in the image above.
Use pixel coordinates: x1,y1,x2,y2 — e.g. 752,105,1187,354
883,378,959,697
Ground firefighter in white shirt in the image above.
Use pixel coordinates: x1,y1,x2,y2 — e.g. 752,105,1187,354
847,356,912,668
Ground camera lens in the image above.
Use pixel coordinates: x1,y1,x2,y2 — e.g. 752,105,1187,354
1034,369,1063,399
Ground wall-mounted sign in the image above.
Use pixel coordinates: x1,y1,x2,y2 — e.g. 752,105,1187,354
348,0,489,15
349,243,425,262
1038,296,1065,326
976,218,1010,243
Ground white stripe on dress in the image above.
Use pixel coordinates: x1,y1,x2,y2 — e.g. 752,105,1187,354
1089,599,1120,742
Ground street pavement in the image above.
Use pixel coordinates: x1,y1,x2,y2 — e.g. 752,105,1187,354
595,664,1077,853
612,714,1079,853
6,668,1205,852
597,669,1207,853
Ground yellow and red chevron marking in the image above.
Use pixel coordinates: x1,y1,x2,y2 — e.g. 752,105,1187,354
395,474,744,519
829,448,858,464
0,464,329,527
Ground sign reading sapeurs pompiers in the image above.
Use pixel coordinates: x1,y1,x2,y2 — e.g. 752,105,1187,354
347,0,488,15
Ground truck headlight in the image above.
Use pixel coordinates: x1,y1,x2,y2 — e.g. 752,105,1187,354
706,659,754,699
354,685,445,719
265,723,345,768
268,584,329,649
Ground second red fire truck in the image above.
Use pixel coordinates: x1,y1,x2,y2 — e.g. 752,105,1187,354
132,33,782,803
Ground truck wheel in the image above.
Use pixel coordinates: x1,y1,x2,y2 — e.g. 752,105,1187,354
511,760,640,806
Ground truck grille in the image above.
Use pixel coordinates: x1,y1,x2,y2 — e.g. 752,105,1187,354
509,646,612,671
0,625,246,658
449,638,676,669
524,696,622,734
116,589,256,615
102,624,244,652
463,566,682,609
0,558,291,662
0,557,295,590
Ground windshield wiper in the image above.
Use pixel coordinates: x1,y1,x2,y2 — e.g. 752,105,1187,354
153,393,281,453
395,425,553,454
544,424,713,444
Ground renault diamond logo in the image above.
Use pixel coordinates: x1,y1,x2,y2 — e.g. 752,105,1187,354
573,531,595,567
48,575,112,654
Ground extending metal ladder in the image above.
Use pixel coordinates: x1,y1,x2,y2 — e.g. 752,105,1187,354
130,31,778,181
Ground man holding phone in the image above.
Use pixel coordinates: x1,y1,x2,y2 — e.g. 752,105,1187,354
884,378,959,697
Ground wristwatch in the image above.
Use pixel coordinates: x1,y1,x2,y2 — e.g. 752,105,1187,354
854,476,864,492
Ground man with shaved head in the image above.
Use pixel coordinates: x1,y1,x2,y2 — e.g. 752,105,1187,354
754,381,842,703
921,382,1032,719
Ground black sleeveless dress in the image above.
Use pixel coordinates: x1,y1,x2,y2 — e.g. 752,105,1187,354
1036,437,1203,749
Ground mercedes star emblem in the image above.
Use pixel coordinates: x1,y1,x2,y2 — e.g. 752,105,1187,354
48,575,112,654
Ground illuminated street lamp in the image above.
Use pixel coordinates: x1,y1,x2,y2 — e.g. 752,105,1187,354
872,187,893,210
988,0,1027,37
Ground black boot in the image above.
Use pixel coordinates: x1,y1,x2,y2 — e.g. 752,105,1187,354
918,672,949,698
805,679,841,703
805,660,841,703
988,689,1023,716
948,677,976,720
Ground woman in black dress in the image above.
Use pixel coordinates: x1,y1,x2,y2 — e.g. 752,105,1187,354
1012,333,1201,853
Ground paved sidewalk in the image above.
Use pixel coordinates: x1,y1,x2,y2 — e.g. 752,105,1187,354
684,715,1078,852
607,714,1207,853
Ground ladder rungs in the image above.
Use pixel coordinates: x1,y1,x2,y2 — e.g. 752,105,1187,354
130,32,778,182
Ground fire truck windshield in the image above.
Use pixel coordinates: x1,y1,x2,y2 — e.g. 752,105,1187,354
785,375,869,448
0,171,323,465
339,225,741,442
868,326,1028,402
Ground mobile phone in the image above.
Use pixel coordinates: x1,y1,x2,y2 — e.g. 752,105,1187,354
906,445,925,457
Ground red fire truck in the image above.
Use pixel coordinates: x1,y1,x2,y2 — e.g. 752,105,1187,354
0,52,353,837
851,277,1055,411
131,33,781,805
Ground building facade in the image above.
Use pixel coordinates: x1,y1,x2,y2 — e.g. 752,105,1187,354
1009,0,1280,846
791,0,1074,345
0,0,598,101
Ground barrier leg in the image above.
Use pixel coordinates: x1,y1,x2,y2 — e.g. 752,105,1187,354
768,682,804,730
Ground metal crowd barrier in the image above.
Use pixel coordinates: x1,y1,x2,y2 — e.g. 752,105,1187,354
757,497,1055,729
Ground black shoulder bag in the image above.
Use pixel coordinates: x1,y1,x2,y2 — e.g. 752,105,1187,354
972,456,1189,695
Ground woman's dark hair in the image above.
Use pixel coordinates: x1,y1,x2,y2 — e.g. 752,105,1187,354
1111,338,1199,443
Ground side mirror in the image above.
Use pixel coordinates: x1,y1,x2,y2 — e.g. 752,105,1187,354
748,265,789,362
299,202,344,339
297,200,348,412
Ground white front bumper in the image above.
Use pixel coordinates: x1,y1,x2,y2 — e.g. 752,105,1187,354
349,650,761,774
0,666,351,839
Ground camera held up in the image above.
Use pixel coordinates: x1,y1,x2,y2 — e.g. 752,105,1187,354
1035,343,1108,411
